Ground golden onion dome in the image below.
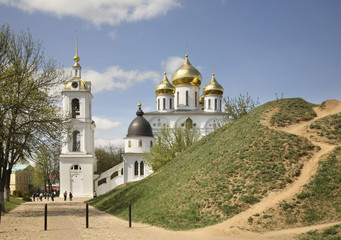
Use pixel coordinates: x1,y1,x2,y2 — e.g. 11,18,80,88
171,54,202,87
64,79,88,90
203,73,224,96
155,72,175,96
199,94,204,106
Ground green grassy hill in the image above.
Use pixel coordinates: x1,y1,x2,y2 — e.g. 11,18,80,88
89,98,319,230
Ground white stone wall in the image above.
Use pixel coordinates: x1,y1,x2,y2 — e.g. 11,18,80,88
94,162,124,195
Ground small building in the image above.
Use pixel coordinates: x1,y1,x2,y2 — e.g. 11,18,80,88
94,102,154,195
10,164,34,195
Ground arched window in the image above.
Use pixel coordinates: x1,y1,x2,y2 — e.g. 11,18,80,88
140,161,144,176
215,99,218,110
72,130,80,151
71,99,80,118
170,98,172,109
157,99,160,110
163,98,166,110
177,92,179,106
71,164,81,171
185,117,193,129
134,161,139,176
208,99,211,109
138,140,142,147
128,140,131,148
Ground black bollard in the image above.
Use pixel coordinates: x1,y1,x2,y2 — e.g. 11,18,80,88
129,202,132,228
86,203,89,228
44,204,47,230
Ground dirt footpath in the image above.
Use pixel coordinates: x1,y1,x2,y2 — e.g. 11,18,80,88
1,197,340,240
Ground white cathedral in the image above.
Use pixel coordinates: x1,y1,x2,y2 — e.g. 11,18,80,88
59,41,225,197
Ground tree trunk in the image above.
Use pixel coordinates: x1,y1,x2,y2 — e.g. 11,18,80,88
5,169,11,201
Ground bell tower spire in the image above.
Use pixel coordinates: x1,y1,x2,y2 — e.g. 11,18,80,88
73,31,81,78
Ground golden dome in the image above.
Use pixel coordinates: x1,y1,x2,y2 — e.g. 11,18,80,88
64,79,88,90
203,73,224,96
199,94,204,106
155,72,175,95
171,54,202,87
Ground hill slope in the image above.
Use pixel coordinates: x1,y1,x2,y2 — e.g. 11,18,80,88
89,98,320,230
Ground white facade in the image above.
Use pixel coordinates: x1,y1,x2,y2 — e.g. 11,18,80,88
59,45,97,198
145,55,225,136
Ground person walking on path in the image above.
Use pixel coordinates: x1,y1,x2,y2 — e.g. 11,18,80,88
51,192,54,201
39,193,43,201
64,191,67,201
69,192,73,201
32,193,35,201
46,192,50,201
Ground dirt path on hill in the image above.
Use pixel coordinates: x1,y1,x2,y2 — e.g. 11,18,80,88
1,100,341,240
202,99,341,236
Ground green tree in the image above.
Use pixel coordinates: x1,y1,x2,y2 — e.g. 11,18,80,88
145,124,200,171
33,145,60,193
95,145,123,172
0,24,66,211
223,93,260,121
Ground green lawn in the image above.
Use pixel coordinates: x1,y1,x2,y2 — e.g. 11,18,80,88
4,197,26,213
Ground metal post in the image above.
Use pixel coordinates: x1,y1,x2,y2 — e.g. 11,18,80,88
86,203,89,228
44,204,47,231
129,202,132,228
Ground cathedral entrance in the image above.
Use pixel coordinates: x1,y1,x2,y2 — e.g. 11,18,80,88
71,172,83,196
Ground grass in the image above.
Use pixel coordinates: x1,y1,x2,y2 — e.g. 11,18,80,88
270,98,317,127
298,224,341,240
309,113,341,145
4,197,26,213
89,98,317,230
251,147,341,231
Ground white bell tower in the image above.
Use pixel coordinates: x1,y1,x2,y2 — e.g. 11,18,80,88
59,35,97,197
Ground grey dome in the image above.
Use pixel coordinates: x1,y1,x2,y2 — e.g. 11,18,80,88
126,108,154,137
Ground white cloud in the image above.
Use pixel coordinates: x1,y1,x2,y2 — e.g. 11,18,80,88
93,116,121,130
0,0,181,26
83,66,160,93
95,138,124,147
161,56,184,76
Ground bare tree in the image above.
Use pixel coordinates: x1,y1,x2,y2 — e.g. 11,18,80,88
0,24,66,211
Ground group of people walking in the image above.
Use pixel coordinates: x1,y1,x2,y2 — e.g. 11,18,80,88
32,191,56,201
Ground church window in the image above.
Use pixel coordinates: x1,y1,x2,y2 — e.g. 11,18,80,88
185,117,193,129
170,98,172,109
163,98,166,110
157,99,160,110
150,140,153,148
177,92,179,106
215,99,218,110
98,178,106,186
72,130,81,152
195,91,198,107
121,168,123,175
140,161,144,176
139,140,142,147
220,99,222,111
71,164,81,171
208,99,211,109
186,91,189,106
111,171,118,179
134,161,139,176
71,99,80,118
128,140,131,148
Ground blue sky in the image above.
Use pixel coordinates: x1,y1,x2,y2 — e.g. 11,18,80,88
1,0,340,147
